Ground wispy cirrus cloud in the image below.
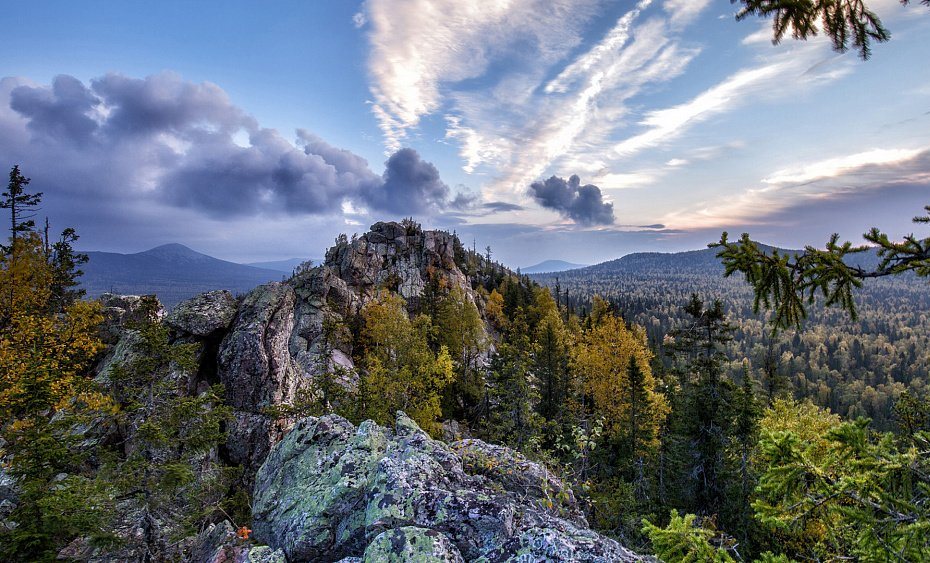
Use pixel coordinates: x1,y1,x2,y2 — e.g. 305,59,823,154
362,0,709,208
361,0,599,152
762,148,923,185
662,146,930,230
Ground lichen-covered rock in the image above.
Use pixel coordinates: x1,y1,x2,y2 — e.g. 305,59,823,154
451,439,586,526
322,221,471,309
253,412,648,563
189,520,287,563
165,290,238,337
362,527,465,562
95,329,145,384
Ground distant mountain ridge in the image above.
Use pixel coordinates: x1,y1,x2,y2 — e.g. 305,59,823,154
81,244,285,308
530,244,894,287
521,260,588,274
245,257,318,273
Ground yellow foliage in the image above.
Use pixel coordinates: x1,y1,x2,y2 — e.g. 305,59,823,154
485,289,505,328
359,290,455,435
0,233,109,423
0,234,52,318
572,314,668,453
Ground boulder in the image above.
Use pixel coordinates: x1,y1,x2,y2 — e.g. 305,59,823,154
165,290,238,337
252,412,648,563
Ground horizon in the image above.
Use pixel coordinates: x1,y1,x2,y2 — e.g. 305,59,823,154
3,1,929,265
87,231,813,273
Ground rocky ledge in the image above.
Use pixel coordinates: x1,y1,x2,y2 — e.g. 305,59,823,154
249,412,648,563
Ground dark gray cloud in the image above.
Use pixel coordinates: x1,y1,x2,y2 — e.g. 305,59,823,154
483,201,524,213
0,72,459,222
11,75,100,143
366,148,451,215
529,174,614,226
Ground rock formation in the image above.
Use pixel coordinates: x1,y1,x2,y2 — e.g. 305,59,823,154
251,412,648,563
208,221,483,475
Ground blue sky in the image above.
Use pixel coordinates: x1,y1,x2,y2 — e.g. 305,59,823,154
2,0,929,267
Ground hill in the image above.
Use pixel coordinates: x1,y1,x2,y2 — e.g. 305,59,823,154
81,243,285,308
520,259,588,274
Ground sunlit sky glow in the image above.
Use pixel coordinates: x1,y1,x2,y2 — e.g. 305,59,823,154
2,0,929,267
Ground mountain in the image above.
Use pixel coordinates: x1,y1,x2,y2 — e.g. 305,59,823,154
521,259,588,274
81,243,285,308
245,257,318,273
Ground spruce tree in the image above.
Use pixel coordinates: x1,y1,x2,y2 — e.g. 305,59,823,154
667,294,735,517
1,166,42,248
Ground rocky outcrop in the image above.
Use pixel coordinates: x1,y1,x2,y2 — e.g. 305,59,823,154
212,222,482,474
322,221,469,308
217,282,302,473
165,289,238,337
98,292,163,343
252,412,648,563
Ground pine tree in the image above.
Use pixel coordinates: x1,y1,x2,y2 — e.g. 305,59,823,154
712,204,930,330
483,335,540,452
47,227,88,314
534,309,570,423
723,371,761,552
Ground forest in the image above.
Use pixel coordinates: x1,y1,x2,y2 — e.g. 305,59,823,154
1,162,928,563
531,250,930,430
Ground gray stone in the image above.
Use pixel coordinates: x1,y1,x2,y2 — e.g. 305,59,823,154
218,282,303,473
165,290,238,337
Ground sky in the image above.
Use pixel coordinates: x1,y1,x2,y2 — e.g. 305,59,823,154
1,0,929,268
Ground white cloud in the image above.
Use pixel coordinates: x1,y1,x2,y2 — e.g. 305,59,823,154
663,0,712,28
594,171,656,189
545,0,654,94
614,61,788,156
663,147,930,229
363,0,599,151
763,148,923,184
478,17,698,199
